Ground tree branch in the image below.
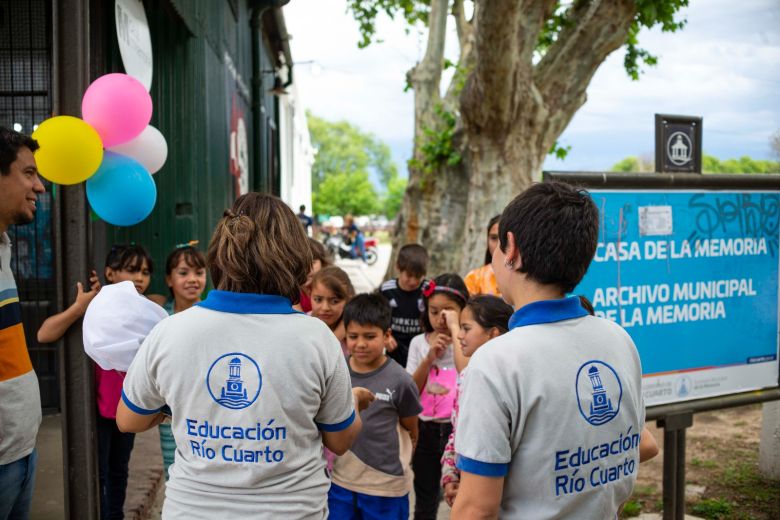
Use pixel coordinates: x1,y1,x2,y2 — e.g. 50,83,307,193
408,0,449,99
461,0,557,136
452,0,471,51
535,0,637,136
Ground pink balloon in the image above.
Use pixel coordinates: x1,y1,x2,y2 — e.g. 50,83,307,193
82,73,152,148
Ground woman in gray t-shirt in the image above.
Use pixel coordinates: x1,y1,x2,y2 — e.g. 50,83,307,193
117,193,373,519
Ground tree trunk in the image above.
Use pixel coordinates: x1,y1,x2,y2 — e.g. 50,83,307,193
390,0,639,278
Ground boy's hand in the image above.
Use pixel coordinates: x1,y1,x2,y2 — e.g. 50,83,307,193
444,482,460,506
427,333,450,362
352,387,376,412
75,270,101,311
386,334,398,353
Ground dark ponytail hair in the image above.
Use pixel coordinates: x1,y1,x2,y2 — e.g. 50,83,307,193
484,214,501,265
421,273,469,332
465,295,513,335
207,193,311,302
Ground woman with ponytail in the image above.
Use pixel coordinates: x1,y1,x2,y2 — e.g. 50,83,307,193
116,193,373,519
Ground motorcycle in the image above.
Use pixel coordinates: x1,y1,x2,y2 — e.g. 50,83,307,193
322,232,378,265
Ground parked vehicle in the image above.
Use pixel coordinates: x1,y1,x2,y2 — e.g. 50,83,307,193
322,231,378,265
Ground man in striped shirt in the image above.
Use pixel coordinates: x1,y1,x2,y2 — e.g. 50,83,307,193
0,127,45,518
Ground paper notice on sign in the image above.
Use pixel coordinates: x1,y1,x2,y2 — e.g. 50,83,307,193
639,206,673,236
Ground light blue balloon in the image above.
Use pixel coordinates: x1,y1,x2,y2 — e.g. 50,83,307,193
87,151,157,226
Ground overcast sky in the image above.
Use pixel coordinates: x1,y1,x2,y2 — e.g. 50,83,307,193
284,0,780,176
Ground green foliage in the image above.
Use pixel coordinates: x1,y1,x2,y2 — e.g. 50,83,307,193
348,0,688,85
408,104,461,177
308,112,398,190
690,457,719,469
691,498,734,519
620,500,642,517
549,141,571,160
625,0,688,80
313,171,380,216
536,2,572,54
308,112,404,217
611,154,780,174
384,174,408,219
612,156,643,172
703,155,780,174
346,0,430,48
610,155,654,172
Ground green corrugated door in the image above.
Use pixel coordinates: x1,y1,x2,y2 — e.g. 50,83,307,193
105,0,268,294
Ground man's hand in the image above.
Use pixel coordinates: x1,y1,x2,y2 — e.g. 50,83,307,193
444,481,460,507
352,387,376,412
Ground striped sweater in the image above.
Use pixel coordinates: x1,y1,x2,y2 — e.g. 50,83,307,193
0,232,41,465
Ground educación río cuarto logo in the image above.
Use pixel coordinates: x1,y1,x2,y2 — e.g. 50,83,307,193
206,353,262,410
575,360,622,426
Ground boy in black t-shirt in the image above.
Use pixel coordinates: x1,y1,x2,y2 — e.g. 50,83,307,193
380,244,428,367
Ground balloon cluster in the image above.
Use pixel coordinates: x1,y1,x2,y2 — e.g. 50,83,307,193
32,73,167,227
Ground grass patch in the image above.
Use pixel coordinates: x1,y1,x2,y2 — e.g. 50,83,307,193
633,484,657,496
620,500,642,517
691,497,734,519
690,457,718,469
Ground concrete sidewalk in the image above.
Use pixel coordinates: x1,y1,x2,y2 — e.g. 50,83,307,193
30,414,164,520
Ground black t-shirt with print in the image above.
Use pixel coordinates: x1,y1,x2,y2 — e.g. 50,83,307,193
380,278,425,368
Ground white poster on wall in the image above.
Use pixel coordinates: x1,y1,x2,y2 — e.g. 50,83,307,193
115,0,153,91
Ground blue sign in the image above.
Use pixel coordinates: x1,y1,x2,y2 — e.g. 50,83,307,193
575,190,779,405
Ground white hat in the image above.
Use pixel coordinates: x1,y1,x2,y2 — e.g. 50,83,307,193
83,281,168,371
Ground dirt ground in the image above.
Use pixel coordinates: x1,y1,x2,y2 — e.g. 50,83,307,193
625,404,780,519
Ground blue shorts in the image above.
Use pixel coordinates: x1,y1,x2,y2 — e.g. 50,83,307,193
328,482,409,520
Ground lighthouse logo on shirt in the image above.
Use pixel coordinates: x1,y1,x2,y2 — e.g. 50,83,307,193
206,353,262,410
575,360,622,426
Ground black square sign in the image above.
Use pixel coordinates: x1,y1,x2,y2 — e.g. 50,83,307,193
655,114,702,173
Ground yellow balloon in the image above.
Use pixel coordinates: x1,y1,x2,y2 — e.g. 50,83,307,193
32,116,104,185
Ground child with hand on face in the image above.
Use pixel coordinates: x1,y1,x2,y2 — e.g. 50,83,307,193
328,293,421,519
439,295,513,508
405,273,469,520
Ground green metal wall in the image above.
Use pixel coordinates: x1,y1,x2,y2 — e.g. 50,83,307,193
102,0,279,294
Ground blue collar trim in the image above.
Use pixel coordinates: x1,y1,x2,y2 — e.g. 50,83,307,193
197,291,298,315
508,296,588,330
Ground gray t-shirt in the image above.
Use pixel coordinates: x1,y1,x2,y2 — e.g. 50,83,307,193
331,356,421,497
456,297,645,519
347,357,421,475
122,291,355,519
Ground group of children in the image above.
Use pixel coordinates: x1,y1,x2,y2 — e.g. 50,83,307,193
36,243,206,519
298,236,524,519
37,181,653,520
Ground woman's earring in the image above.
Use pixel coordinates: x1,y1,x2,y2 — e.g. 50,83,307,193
504,259,514,269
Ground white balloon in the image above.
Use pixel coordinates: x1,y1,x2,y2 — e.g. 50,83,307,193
108,124,168,174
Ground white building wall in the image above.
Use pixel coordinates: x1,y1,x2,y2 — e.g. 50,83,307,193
278,80,314,215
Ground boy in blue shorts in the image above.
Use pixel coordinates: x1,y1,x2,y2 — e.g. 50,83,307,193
328,293,422,519
452,182,646,519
